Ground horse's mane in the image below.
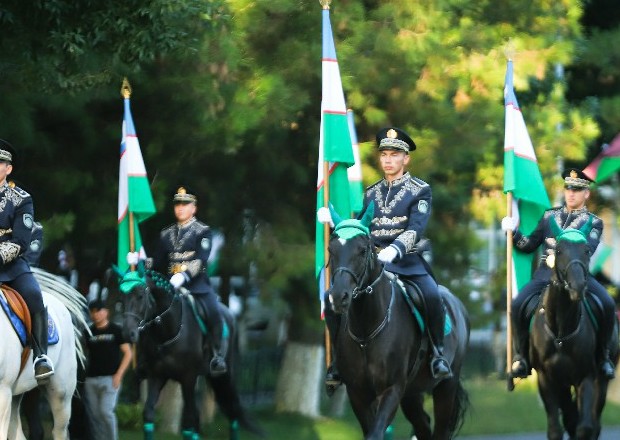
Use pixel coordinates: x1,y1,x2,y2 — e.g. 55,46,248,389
32,267,91,368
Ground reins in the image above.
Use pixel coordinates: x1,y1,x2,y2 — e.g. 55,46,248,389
330,232,395,346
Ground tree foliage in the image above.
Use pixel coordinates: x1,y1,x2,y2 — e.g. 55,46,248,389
0,0,614,336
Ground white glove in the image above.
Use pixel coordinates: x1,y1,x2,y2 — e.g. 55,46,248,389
501,216,518,232
170,273,186,289
378,246,398,264
317,207,334,227
126,252,140,266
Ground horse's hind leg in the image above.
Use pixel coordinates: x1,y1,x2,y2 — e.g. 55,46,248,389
180,377,200,436
46,387,73,440
400,391,431,440
9,394,26,440
430,379,463,440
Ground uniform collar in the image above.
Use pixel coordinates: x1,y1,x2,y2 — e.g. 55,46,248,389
383,172,410,187
177,216,196,229
562,205,588,215
0,182,8,193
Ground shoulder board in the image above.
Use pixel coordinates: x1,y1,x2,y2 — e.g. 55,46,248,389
365,179,383,192
11,186,31,199
192,220,211,232
409,176,429,188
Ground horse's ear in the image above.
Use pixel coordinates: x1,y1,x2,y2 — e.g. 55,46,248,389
360,201,375,228
579,214,593,237
328,203,344,227
550,216,562,237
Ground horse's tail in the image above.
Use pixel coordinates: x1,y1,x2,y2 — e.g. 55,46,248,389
210,374,265,438
449,379,470,436
32,267,91,368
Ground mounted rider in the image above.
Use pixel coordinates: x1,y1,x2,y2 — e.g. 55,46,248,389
0,139,54,383
319,127,452,390
127,186,228,376
503,168,617,379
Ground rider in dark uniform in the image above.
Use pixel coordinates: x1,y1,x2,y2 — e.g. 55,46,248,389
321,127,452,390
151,186,227,376
504,168,616,379
0,139,54,383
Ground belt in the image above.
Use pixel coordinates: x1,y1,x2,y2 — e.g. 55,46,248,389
169,263,188,274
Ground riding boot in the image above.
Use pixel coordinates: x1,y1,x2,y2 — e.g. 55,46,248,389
598,330,615,379
428,310,452,380
510,314,530,378
31,307,54,384
210,323,228,377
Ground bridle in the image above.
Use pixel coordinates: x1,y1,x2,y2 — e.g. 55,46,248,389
330,230,385,299
552,257,588,294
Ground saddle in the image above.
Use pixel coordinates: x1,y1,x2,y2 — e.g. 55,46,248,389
0,284,33,373
385,272,452,337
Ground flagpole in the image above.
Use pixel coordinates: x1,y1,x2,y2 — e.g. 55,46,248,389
506,192,514,390
320,0,333,369
121,78,137,271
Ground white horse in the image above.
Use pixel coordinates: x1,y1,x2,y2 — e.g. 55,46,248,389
0,268,89,440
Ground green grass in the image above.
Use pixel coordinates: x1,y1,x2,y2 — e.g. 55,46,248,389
116,376,620,439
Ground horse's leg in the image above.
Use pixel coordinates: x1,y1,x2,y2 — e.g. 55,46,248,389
45,384,73,440
366,385,402,440
0,385,11,440
346,388,374,437
429,378,462,440
536,374,564,440
180,377,200,436
400,391,431,440
574,378,596,440
21,390,43,440
556,385,577,438
9,394,26,440
143,376,167,438
592,378,609,439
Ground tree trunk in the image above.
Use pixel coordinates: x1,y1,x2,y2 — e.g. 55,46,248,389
274,342,323,417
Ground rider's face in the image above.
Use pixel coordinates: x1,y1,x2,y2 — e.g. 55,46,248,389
174,202,197,223
564,187,589,210
379,150,410,182
0,162,13,185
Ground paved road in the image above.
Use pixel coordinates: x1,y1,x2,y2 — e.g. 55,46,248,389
458,426,620,439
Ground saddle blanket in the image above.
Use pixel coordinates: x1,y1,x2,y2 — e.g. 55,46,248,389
0,292,59,347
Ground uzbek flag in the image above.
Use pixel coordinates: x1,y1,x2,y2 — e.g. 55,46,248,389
316,4,355,316
117,82,156,273
503,60,551,292
347,109,364,216
583,133,620,184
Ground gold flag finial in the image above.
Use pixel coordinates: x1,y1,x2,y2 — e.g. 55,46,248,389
121,78,132,99
319,0,331,9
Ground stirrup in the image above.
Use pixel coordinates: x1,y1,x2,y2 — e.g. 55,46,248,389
325,366,342,397
210,355,227,377
34,355,55,382
430,356,452,380
511,357,530,378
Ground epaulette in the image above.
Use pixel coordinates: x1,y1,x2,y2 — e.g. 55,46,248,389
10,185,30,199
365,179,383,192
191,220,211,232
410,176,429,188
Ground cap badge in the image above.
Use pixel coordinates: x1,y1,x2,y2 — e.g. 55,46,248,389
570,170,577,178
387,129,397,139
177,187,187,195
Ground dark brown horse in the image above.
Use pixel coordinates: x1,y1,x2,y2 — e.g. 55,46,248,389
326,205,470,440
525,218,619,440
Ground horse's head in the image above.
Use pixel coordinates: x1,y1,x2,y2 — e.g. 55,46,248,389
327,203,377,314
549,215,593,302
117,270,174,343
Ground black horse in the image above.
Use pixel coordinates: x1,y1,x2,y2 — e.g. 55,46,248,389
326,206,470,440
515,218,619,440
117,269,263,440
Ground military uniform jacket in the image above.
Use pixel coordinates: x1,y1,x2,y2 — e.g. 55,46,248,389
0,182,35,282
153,217,213,294
363,172,431,276
513,205,603,276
